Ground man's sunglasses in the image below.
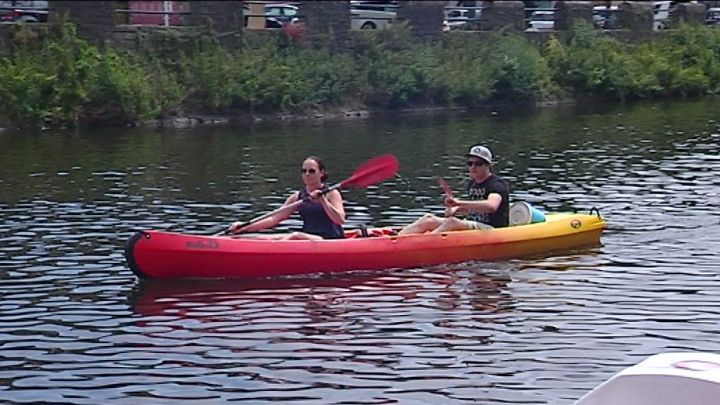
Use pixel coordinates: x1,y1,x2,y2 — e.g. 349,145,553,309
466,160,487,167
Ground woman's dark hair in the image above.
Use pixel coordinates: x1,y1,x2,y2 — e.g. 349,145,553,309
306,156,328,182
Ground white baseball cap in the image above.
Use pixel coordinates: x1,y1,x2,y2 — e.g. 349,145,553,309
466,145,493,164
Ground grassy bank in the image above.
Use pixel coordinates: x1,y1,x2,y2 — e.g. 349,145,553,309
1,21,720,128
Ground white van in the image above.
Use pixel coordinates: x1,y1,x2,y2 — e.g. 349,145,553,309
350,1,397,30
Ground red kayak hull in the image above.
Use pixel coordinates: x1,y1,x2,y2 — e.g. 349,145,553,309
125,213,606,279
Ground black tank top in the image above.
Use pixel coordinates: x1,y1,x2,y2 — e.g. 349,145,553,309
298,188,345,239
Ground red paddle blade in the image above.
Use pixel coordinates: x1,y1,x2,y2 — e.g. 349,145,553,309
340,154,399,189
437,176,453,198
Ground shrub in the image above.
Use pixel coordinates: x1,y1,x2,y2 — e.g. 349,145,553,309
4,19,720,128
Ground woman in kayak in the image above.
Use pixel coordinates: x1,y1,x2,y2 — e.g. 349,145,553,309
229,156,346,240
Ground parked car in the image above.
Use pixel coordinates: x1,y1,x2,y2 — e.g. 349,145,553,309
243,3,299,29
527,10,554,31
0,0,48,23
350,0,397,30
593,5,619,29
264,3,299,29
443,8,481,32
444,8,468,31
708,7,720,26
653,0,673,31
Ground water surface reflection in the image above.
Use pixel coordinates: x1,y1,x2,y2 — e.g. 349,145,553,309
1,99,720,404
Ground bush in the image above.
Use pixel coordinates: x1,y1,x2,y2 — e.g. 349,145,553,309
4,19,720,128
353,24,436,107
0,21,97,126
85,48,160,124
546,22,635,98
429,34,495,105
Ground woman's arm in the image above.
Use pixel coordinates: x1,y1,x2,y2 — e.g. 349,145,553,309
231,192,300,233
313,189,346,225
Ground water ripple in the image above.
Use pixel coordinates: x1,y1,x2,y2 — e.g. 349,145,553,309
2,100,720,404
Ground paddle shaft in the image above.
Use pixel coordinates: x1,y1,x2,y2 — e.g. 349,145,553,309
438,176,458,218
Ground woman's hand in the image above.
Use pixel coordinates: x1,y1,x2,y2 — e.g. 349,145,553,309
309,189,324,200
229,222,245,234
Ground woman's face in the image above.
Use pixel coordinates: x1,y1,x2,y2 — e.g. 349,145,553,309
301,159,323,184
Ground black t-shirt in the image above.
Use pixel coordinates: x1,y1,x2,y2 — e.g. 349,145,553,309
466,174,510,228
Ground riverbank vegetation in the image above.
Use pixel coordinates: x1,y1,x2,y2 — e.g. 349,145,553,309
1,20,720,128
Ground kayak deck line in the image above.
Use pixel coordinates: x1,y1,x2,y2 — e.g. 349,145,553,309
125,211,607,279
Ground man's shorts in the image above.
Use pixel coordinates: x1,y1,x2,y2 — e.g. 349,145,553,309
462,220,493,230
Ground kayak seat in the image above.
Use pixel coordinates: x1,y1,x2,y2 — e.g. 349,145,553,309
345,227,399,239
360,225,370,238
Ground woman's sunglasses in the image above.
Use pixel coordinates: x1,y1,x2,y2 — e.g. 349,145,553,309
301,168,317,174
466,160,487,167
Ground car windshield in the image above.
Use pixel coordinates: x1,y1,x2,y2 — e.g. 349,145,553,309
532,12,554,21
351,1,398,12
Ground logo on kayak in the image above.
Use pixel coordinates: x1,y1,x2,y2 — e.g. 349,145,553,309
570,219,582,229
186,240,220,249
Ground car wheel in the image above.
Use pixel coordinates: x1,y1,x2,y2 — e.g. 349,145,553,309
361,21,376,29
17,15,39,23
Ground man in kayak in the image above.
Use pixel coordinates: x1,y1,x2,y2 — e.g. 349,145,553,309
399,145,509,235
229,156,346,240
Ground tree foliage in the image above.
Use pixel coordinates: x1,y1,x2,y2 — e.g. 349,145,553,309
2,20,720,128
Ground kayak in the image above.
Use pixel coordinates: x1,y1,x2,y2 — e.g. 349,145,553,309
126,211,605,279
125,211,606,279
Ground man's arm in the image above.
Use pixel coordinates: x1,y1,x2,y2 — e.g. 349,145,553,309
448,193,502,214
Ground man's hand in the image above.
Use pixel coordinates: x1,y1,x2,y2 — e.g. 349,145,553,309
444,195,458,207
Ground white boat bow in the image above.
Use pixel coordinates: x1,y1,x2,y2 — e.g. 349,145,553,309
576,352,720,405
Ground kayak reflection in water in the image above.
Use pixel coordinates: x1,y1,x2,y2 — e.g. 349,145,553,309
229,156,346,240
399,145,510,235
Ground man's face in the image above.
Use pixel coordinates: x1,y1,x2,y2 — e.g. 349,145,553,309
466,157,490,179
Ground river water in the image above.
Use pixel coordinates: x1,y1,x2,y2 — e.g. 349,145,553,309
1,98,719,404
